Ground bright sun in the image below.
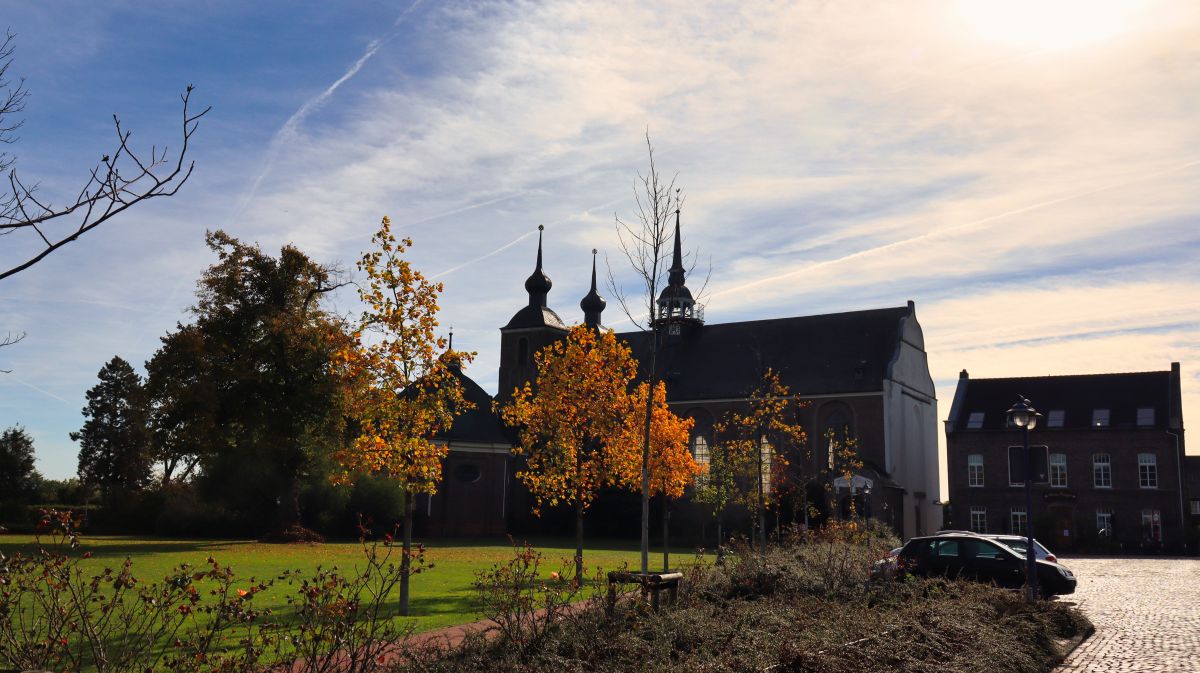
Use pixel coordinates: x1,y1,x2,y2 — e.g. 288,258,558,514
954,0,1151,51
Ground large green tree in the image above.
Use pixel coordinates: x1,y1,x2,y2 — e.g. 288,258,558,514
72,357,152,496
144,325,216,487
0,425,40,501
183,230,349,532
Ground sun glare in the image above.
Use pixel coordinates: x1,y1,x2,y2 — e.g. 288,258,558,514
954,0,1151,51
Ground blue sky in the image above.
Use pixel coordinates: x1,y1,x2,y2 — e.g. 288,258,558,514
2,0,1198,491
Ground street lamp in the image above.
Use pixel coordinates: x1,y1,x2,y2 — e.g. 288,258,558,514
1007,396,1041,602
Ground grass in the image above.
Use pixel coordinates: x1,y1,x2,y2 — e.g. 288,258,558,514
0,533,707,634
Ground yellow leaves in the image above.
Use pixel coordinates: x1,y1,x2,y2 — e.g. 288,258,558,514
614,381,698,499
333,216,474,495
498,326,638,513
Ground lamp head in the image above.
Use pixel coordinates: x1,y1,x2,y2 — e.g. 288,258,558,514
1007,396,1041,430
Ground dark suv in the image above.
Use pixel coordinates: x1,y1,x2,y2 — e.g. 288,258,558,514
895,533,1076,597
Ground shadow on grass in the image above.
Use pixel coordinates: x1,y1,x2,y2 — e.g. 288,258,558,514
0,537,239,558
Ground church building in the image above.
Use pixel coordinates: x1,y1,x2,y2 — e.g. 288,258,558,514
423,220,943,540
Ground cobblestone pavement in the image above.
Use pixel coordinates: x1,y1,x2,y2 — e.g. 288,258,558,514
1056,557,1200,672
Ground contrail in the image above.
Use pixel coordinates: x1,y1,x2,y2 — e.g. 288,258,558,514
432,196,626,280
12,377,71,404
236,0,426,217
711,158,1200,300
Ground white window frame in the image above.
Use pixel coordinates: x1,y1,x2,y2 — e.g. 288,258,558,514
1138,453,1157,489
1049,453,1067,488
1096,508,1113,536
1010,507,1028,535
692,435,710,487
1141,509,1162,542
969,506,987,533
1092,408,1110,427
1190,499,1200,516
1136,407,1155,427
1093,453,1112,488
967,454,984,487
1046,409,1065,428
967,412,985,429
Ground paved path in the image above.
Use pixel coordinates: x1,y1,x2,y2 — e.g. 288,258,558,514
1057,557,1200,672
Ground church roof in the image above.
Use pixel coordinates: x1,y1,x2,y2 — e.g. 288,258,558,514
441,366,512,445
617,306,911,401
503,304,568,330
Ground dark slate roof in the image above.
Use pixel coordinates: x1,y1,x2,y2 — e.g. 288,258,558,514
441,367,512,445
616,306,910,401
503,304,568,330
949,370,1174,432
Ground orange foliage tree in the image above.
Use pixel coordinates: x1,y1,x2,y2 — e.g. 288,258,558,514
615,381,698,571
714,368,806,554
334,216,471,615
498,325,637,582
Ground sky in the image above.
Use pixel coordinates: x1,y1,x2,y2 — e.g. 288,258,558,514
1,0,1198,494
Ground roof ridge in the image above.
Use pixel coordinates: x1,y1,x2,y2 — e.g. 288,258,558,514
970,370,1170,382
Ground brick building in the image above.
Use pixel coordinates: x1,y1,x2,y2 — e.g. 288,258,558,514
423,221,943,540
945,365,1195,554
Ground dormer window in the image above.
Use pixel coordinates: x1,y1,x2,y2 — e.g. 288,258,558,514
1047,410,1065,428
1092,409,1110,427
967,412,985,429
1137,408,1155,427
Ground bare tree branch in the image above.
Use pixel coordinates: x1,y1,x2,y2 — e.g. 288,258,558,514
0,60,209,281
0,30,29,175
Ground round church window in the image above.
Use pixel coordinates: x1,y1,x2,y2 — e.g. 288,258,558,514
454,463,482,483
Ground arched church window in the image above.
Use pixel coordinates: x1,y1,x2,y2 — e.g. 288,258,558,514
823,408,853,471
692,435,710,466
517,337,529,367
760,435,773,495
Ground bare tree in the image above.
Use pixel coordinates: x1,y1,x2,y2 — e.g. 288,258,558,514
607,132,705,575
0,30,209,282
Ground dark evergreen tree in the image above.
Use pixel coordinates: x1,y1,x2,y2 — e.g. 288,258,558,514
72,356,152,496
0,425,40,501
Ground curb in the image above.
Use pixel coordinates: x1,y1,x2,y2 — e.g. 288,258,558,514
1052,624,1096,671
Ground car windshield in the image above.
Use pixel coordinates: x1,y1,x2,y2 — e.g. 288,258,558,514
997,538,1050,559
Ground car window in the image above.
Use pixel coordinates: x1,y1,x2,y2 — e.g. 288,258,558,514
933,540,959,557
961,539,1006,560
902,539,931,557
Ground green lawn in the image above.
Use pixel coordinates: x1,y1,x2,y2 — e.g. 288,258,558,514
0,534,706,634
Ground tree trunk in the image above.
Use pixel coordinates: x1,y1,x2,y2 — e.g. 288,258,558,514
757,451,766,555
662,494,670,572
400,488,413,616
640,331,657,575
575,498,585,584
716,513,725,565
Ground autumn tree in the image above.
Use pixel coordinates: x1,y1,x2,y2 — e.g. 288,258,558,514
614,381,697,571
714,369,807,555
692,436,740,563
499,324,638,583
72,356,152,498
335,216,470,616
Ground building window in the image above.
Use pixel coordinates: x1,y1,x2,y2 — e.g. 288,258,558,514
692,435,709,486
453,463,481,483
1049,453,1067,488
967,454,984,487
516,337,529,367
1137,407,1155,426
1138,453,1157,489
1096,508,1113,536
1046,409,1065,428
759,436,772,495
1141,509,1162,542
1190,499,1200,516
969,506,987,533
1093,453,1112,488
1010,507,1028,535
967,412,985,429
1092,409,1110,427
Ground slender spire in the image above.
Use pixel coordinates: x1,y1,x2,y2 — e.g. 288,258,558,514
448,327,453,351
580,248,606,327
524,224,552,306
666,208,685,289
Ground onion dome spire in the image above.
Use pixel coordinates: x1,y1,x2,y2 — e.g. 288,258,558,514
580,249,606,327
524,224,552,306
656,209,697,322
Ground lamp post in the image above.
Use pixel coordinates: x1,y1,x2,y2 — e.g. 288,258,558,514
1007,396,1041,602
